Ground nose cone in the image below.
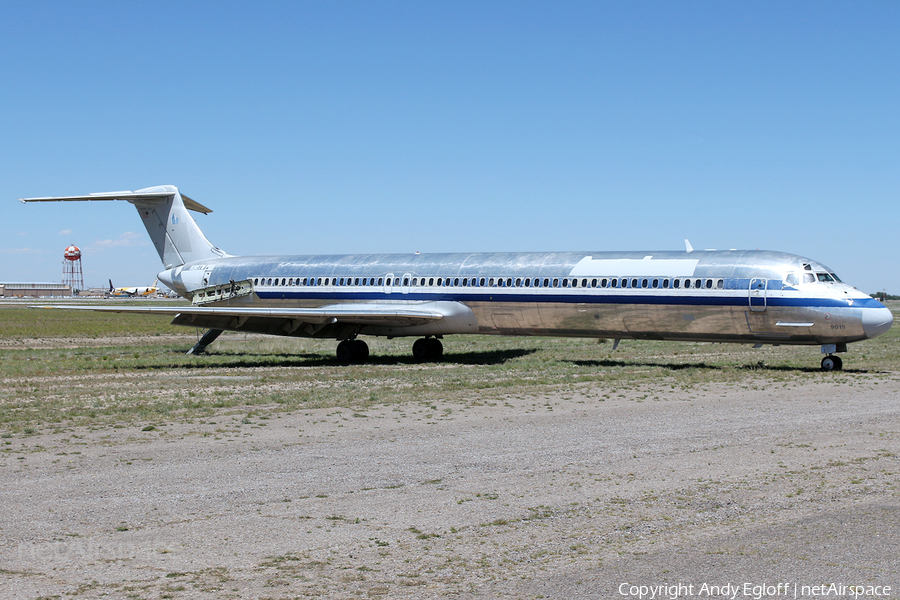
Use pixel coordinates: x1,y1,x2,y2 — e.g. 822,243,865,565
862,306,893,339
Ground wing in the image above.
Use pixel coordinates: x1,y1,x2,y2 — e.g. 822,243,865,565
31,303,444,327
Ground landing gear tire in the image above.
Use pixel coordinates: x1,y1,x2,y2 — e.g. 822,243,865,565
412,338,429,360
821,355,843,371
353,339,369,363
413,337,443,361
337,339,370,364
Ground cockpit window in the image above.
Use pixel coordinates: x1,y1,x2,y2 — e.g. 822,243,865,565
803,273,815,284
830,272,842,283
816,273,835,283
785,273,799,286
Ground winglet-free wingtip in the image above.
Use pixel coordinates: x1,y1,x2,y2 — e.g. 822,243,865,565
684,239,694,253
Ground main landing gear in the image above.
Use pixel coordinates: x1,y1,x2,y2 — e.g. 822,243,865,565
336,339,369,364
821,355,843,371
412,337,443,361
335,337,444,364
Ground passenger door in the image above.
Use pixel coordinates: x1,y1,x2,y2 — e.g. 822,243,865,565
749,278,767,312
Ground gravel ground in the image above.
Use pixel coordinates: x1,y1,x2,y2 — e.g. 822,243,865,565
1,376,898,599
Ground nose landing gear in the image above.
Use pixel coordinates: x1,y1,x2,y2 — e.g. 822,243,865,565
821,355,843,371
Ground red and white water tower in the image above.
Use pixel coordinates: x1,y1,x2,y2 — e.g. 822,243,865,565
62,245,85,292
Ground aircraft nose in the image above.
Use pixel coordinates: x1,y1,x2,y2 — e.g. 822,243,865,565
862,306,893,339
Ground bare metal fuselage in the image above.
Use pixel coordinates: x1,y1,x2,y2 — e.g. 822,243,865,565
160,249,891,348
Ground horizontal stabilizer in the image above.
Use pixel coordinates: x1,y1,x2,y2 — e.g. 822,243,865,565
20,189,213,214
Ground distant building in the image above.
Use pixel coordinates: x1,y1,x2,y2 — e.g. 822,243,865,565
0,282,73,297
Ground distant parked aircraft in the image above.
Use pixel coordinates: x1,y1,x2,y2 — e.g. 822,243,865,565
21,185,893,370
107,279,158,298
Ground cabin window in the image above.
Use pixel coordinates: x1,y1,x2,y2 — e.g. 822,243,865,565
377,277,383,286
514,278,520,287
716,279,724,289
705,279,713,289
600,278,607,288
652,279,659,288
641,279,648,289
451,278,457,286
562,279,569,288
524,278,530,287
402,278,408,286
436,278,443,287
253,278,258,285
693,279,701,288
662,279,669,289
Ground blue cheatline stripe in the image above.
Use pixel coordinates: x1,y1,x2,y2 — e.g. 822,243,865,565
254,290,878,309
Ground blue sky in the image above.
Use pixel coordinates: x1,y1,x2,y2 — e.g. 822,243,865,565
2,1,897,293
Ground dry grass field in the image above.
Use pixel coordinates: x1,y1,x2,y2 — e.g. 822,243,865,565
0,300,897,599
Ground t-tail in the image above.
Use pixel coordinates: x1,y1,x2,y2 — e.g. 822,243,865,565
20,185,229,269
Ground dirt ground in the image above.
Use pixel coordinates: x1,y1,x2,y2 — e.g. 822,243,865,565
1,376,898,599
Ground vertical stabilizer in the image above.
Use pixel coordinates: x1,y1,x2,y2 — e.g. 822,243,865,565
20,185,229,269
130,186,228,268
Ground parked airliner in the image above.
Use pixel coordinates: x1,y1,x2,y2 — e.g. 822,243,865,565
21,185,892,370
108,279,158,298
